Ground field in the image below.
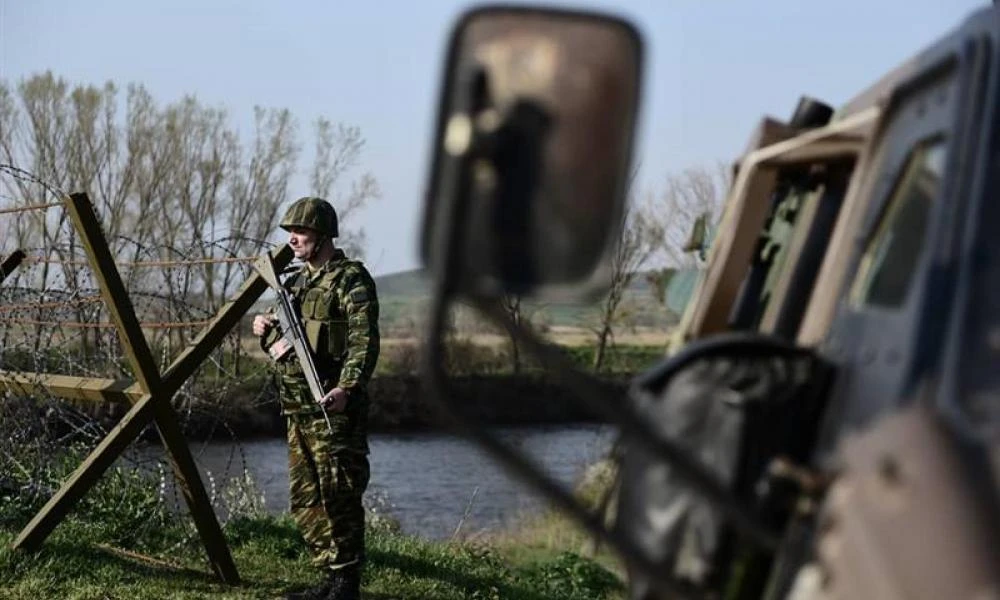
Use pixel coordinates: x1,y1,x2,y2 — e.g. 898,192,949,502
243,267,681,369
2,271,663,599
374,267,680,342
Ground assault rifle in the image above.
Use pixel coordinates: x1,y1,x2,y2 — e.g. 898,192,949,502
255,252,334,431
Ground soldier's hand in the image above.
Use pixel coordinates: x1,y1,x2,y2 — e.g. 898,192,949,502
321,387,349,413
252,314,276,337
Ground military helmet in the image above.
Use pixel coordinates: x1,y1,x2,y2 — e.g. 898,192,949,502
280,197,339,238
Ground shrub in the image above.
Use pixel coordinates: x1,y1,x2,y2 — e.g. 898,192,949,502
561,345,664,374
0,442,181,551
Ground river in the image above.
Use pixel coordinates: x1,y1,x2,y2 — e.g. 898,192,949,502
131,424,617,540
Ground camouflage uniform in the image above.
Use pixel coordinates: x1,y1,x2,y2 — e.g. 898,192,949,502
262,244,380,574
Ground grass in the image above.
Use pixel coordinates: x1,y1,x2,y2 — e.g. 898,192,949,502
0,514,625,600
477,457,624,578
0,514,310,600
2,328,639,598
0,448,625,599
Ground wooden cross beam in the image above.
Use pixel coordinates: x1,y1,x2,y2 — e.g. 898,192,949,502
5,193,292,585
0,249,26,285
0,373,142,405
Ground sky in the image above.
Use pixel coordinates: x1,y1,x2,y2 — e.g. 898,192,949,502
0,0,989,276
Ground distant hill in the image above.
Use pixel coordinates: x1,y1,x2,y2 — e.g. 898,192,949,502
374,269,431,298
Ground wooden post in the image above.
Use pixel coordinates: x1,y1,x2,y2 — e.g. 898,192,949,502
8,193,293,585
0,249,26,285
0,373,142,404
9,268,287,577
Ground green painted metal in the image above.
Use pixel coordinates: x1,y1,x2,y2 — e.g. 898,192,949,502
666,268,702,315
0,249,25,285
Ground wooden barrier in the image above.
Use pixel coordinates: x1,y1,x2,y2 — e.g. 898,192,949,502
0,193,293,584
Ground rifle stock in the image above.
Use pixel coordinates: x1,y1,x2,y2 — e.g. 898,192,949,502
255,252,333,430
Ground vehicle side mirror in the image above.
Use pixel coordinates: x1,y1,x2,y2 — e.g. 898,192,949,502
420,5,643,299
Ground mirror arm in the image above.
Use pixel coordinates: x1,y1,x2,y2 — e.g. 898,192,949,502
420,108,700,599
422,83,775,600
422,291,702,599
421,64,775,594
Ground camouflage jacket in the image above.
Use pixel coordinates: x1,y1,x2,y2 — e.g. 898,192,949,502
262,249,380,435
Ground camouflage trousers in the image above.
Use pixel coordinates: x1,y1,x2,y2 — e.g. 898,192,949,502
287,414,370,571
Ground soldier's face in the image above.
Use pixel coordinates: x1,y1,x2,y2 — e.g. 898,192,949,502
287,227,320,259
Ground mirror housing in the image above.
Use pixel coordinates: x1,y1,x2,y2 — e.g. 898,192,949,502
421,5,643,299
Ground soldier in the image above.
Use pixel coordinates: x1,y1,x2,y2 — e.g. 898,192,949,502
253,197,380,600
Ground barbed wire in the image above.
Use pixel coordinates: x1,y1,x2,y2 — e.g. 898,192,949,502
0,163,67,199
0,318,213,329
0,295,104,313
19,255,256,268
0,202,63,216
1,163,281,558
1,367,273,552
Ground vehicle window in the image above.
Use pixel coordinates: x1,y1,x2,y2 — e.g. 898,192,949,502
850,139,947,308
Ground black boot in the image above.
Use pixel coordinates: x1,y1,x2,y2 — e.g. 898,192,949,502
284,573,335,600
326,565,361,600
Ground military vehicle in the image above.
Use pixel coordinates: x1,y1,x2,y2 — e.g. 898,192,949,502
417,4,999,599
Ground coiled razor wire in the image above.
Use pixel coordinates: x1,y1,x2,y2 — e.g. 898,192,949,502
0,165,291,554
0,163,68,199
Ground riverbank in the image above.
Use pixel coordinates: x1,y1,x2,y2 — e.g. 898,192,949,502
0,446,626,600
137,424,617,541
0,514,625,600
1,416,626,598
66,373,629,441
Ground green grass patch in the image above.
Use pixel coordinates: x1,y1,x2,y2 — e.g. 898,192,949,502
364,526,623,600
478,457,625,588
0,516,312,600
376,341,665,377
561,344,665,373
1,514,624,599
1,444,624,599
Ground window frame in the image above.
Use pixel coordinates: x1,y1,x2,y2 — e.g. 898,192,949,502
848,137,948,310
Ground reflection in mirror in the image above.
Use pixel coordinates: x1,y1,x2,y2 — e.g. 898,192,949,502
422,7,643,299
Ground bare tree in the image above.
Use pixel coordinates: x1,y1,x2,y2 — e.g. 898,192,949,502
0,72,380,361
310,119,381,258
499,293,523,373
591,201,663,372
1,72,379,281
